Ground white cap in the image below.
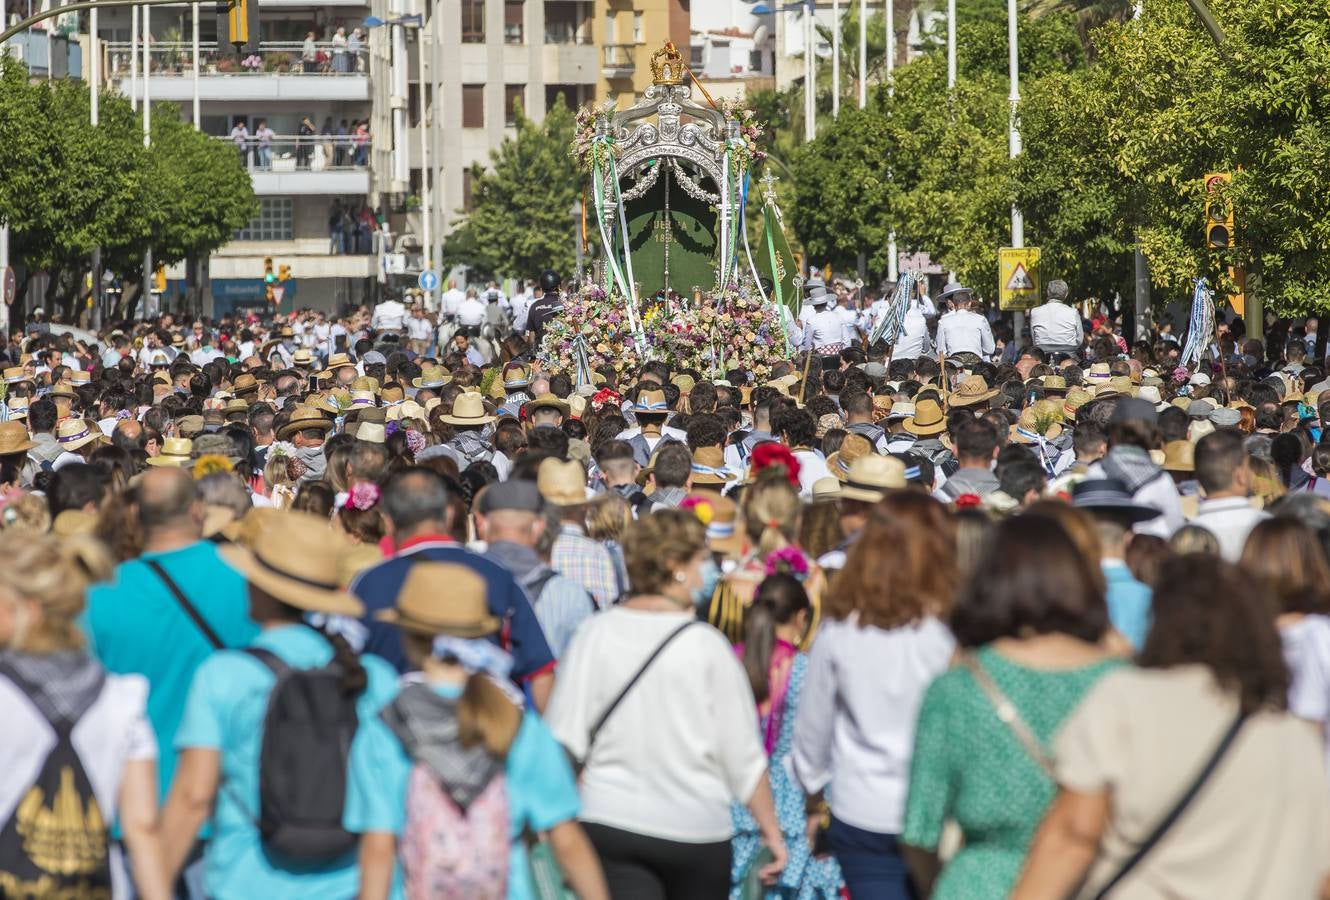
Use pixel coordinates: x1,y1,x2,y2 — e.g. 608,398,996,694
1188,372,1212,387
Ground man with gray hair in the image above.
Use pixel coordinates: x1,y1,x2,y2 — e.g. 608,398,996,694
1030,278,1085,356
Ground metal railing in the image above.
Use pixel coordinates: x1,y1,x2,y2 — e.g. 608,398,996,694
543,21,593,45
105,41,368,77
601,43,635,76
214,134,371,170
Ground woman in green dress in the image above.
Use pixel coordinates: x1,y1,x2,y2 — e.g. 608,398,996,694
901,512,1124,899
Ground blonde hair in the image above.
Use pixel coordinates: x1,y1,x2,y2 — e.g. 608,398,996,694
0,532,113,652
742,470,801,559
586,493,631,543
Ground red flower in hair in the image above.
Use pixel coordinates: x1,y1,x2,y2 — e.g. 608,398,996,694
954,493,982,509
750,443,801,489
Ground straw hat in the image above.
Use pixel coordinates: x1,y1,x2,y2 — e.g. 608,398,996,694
826,434,875,482
524,393,571,420
354,422,386,444
1010,406,1064,444
277,406,334,441
537,458,588,506
811,477,842,500
1063,388,1094,422
671,373,696,394
327,352,356,372
55,419,103,452
1041,374,1069,395
1162,440,1195,473
684,493,745,558
221,512,364,616
388,400,428,423
50,384,79,401
689,446,737,486
949,376,999,407
0,421,35,455
413,364,451,389
52,509,97,538
292,349,315,368
1137,384,1167,411
175,414,205,438
3,367,33,385
839,455,907,503
1086,362,1112,382
631,389,670,417
232,373,261,396
351,376,381,395
903,398,947,437
347,390,378,410
502,364,531,390
6,397,27,420
441,393,496,427
381,385,406,405
374,562,499,637
567,395,588,420
146,437,193,467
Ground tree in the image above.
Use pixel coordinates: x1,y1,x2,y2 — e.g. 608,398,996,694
444,97,582,281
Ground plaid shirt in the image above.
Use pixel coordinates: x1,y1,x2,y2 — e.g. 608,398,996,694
552,524,622,609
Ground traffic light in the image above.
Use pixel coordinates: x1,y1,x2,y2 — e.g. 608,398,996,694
1204,172,1234,250
278,264,292,282
264,256,275,303
222,0,259,55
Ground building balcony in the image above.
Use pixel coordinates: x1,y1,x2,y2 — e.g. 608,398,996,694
210,248,377,280
107,42,370,102
601,43,635,80
216,136,372,195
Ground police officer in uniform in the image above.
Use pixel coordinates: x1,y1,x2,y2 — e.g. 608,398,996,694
525,270,565,346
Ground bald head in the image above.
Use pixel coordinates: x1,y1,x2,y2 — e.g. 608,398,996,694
137,467,202,536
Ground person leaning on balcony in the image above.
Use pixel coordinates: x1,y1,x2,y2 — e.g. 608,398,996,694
302,31,317,73
331,26,349,73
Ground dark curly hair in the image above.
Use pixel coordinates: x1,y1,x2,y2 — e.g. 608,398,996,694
1140,554,1289,715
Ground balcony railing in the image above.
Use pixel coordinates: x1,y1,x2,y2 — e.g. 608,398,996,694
544,21,592,44
601,43,635,78
214,135,371,171
106,41,367,77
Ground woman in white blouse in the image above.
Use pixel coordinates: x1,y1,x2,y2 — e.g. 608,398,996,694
793,492,958,900
547,509,786,899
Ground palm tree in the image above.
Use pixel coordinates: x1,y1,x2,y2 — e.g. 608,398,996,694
1022,0,1136,41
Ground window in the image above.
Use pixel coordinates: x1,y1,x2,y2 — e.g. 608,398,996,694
236,197,293,242
604,12,615,44
462,84,484,128
462,169,475,213
632,12,642,43
690,44,704,68
504,1,524,43
505,84,525,126
461,0,484,43
749,49,765,73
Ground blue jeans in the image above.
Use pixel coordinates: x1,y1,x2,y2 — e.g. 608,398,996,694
826,816,917,900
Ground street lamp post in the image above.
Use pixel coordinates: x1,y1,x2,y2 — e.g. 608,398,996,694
1007,0,1024,341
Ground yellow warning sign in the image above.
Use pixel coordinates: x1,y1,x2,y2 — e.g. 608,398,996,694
999,247,1041,311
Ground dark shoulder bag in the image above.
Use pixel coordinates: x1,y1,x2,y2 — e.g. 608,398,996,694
145,559,224,650
1091,711,1247,899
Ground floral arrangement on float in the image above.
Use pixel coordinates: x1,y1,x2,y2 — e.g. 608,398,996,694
538,284,788,378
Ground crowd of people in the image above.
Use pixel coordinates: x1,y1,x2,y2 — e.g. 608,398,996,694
2,271,1330,900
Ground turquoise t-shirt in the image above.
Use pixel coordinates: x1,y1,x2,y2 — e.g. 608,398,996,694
1102,560,1153,651
84,541,259,799
174,623,399,900
343,682,581,900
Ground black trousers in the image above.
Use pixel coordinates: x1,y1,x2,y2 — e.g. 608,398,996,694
582,822,732,900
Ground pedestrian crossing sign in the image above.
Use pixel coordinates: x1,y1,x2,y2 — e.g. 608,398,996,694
999,247,1041,311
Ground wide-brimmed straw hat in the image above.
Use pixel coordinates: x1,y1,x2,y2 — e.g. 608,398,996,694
684,492,745,558
826,434,875,482
0,421,35,455
811,477,842,500
146,437,193,466
3,367,33,385
327,352,356,372
441,393,496,426
55,419,103,452
949,376,999,407
6,398,28,420
277,406,334,441
839,455,906,503
524,393,571,420
413,364,451,389
232,373,261,395
631,389,670,418
292,349,315,368
374,562,499,638
689,446,737,486
1162,440,1195,473
221,512,364,616
903,398,947,437
537,458,588,506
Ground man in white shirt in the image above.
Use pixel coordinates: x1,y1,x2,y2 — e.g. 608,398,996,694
1191,429,1269,561
440,281,466,320
1029,279,1084,355
934,283,995,359
803,286,845,356
189,331,224,366
370,294,406,334
891,280,937,360
405,304,434,355
455,288,487,329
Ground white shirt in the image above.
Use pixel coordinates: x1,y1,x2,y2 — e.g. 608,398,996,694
441,287,466,318
0,670,156,899
370,299,406,331
456,297,487,328
793,448,831,497
1029,301,1084,351
1282,614,1330,776
406,315,433,343
892,296,937,360
1191,496,1269,562
190,347,224,366
935,309,995,358
511,291,534,333
546,608,768,842
793,614,955,833
806,308,845,351
836,306,861,344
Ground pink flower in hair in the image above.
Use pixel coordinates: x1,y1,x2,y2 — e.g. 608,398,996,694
349,481,381,511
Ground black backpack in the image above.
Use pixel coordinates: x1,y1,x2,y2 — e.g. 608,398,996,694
0,660,111,894
245,640,361,861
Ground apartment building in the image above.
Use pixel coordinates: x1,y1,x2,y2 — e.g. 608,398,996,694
593,0,688,102
688,0,774,103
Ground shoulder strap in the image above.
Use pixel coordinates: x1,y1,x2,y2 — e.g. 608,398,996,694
145,559,224,650
964,652,1057,779
585,620,697,759
521,568,559,605
244,646,293,678
1091,710,1247,900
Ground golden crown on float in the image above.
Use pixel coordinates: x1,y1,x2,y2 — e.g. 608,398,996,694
649,41,685,85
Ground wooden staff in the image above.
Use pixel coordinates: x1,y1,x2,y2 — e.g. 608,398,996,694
798,345,814,406
939,348,948,412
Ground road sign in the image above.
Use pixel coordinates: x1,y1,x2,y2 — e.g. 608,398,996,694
271,285,285,305
418,269,440,292
999,247,1041,311
1,267,14,307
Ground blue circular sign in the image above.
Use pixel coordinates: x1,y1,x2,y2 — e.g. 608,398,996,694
418,270,440,292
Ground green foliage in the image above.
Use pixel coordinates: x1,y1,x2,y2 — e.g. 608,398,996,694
0,57,255,315
445,97,583,281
